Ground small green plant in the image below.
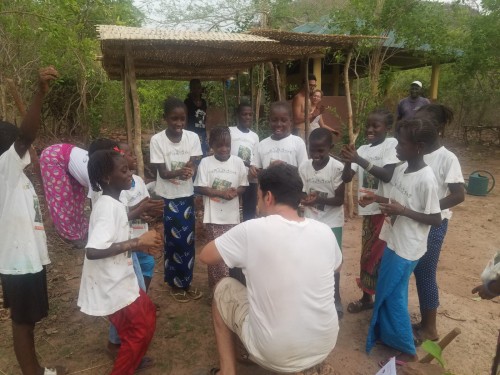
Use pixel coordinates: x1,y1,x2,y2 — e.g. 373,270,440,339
421,340,457,375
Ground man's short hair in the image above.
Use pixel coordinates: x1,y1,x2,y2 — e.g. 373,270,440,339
258,164,303,209
303,74,317,84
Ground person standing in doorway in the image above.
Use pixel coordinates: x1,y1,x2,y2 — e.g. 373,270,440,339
397,80,430,121
185,79,208,156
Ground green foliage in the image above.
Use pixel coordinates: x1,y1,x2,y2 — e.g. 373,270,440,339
0,0,143,136
422,339,446,368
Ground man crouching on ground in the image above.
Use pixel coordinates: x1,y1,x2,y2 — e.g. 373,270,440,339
199,163,342,375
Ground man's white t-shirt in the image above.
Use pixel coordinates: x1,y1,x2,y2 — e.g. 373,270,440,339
0,145,50,274
379,164,441,261
424,146,464,220
78,195,139,316
251,134,308,169
150,130,202,199
215,215,342,372
194,155,248,224
120,174,150,238
351,137,399,216
229,126,259,183
299,157,345,228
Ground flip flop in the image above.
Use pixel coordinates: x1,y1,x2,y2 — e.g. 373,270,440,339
208,368,220,374
347,300,374,314
135,356,155,373
186,287,203,300
378,357,407,367
170,290,191,303
413,327,439,347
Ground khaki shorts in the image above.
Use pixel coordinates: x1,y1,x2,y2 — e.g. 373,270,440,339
213,277,249,339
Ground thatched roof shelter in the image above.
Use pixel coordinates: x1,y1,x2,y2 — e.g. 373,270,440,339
97,25,382,80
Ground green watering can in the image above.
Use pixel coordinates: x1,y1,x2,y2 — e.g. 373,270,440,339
465,170,495,196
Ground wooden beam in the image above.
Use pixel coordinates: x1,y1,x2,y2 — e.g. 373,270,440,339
313,58,322,90
125,50,144,178
278,62,287,100
122,65,134,148
430,63,440,101
222,79,229,125
304,57,310,142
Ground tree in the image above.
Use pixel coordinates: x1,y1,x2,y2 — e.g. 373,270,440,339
0,0,143,136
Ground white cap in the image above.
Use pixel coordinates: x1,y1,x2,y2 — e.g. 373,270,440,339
411,80,423,88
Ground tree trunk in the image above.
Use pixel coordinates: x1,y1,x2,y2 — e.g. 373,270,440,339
343,50,356,218
125,51,144,178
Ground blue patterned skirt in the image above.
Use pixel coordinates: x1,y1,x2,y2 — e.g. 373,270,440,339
163,196,195,289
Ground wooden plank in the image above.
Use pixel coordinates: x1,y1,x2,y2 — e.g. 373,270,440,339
122,65,134,149
125,49,144,178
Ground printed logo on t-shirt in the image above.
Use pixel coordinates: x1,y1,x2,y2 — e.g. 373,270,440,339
237,145,252,163
194,109,206,128
170,161,186,185
211,178,231,202
362,173,379,190
310,188,328,212
33,195,44,230
130,219,148,238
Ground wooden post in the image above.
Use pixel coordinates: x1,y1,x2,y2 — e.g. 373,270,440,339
237,73,241,105
125,50,144,178
122,66,134,148
343,50,356,218
274,63,282,101
222,79,229,125
250,66,255,114
332,64,340,96
254,63,265,132
303,57,310,142
430,63,440,101
313,57,322,90
278,62,287,100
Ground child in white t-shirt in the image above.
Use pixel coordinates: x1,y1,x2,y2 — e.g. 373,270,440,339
412,105,465,344
0,66,64,375
195,126,248,290
299,128,345,318
250,101,308,179
340,109,400,314
229,103,259,221
119,142,164,291
364,118,442,365
78,149,163,374
149,97,203,303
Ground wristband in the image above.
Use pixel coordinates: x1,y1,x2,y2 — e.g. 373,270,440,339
366,162,374,172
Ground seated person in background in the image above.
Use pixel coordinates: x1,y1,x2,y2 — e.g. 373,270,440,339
200,164,342,375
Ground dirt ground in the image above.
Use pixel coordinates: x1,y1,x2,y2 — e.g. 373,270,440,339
0,140,499,375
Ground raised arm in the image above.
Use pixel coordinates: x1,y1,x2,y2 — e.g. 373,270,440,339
14,66,59,158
